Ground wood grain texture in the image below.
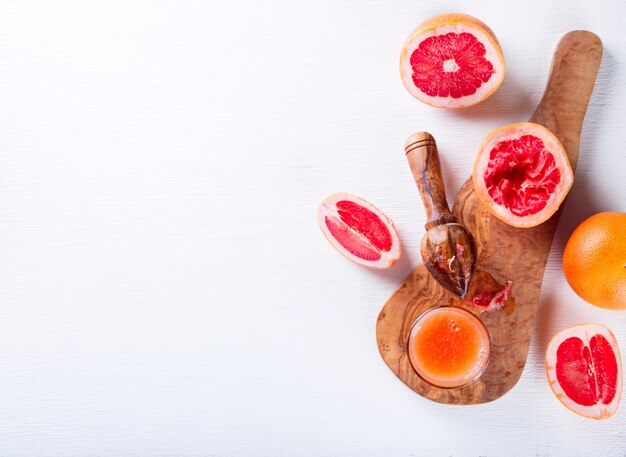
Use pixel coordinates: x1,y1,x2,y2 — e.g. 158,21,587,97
406,132,476,298
405,132,456,230
377,31,603,405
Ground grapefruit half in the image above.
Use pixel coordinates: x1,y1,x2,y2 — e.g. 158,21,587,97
473,122,574,228
400,13,505,108
317,193,401,269
546,324,622,419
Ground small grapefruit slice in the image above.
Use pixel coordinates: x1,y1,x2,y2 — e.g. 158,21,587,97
473,122,574,228
546,324,622,420
318,193,401,269
400,13,505,108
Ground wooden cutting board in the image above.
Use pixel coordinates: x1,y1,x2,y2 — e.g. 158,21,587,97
376,31,602,405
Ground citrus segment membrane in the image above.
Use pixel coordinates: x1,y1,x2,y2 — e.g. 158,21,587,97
410,32,495,99
483,135,561,217
591,335,620,405
318,193,401,269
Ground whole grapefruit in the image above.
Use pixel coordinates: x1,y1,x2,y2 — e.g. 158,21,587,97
563,212,626,310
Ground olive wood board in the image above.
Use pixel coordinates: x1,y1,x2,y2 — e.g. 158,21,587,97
376,31,602,405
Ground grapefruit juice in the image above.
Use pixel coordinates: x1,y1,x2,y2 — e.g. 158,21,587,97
408,307,490,388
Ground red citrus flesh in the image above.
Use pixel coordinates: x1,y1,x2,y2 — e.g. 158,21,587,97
324,200,391,261
400,13,505,108
468,280,512,313
557,335,617,406
473,123,574,227
318,193,400,269
546,324,622,419
484,135,561,217
410,32,495,99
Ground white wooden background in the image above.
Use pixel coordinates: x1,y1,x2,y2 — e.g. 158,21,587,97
0,0,625,456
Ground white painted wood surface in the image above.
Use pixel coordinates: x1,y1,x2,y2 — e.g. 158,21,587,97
0,0,625,455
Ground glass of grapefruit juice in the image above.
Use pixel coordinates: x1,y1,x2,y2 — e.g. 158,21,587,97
407,306,490,388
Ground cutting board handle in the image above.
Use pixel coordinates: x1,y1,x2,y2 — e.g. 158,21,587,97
530,30,602,168
405,132,456,230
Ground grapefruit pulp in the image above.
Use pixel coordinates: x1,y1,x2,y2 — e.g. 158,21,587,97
400,13,505,108
317,193,401,269
473,122,574,228
546,324,622,419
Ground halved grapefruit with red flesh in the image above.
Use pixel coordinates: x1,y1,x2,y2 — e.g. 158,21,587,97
473,122,574,228
318,193,401,269
546,324,622,420
400,13,505,108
